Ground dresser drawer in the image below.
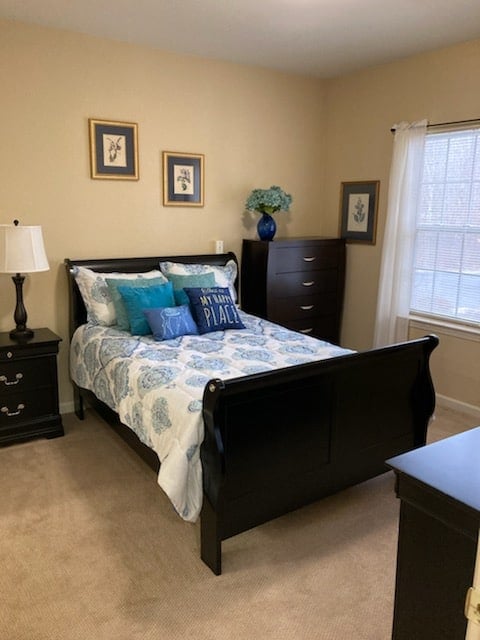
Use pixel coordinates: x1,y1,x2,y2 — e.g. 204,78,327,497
272,244,342,273
269,292,338,321
0,357,55,394
281,315,339,342
271,269,339,296
0,387,57,427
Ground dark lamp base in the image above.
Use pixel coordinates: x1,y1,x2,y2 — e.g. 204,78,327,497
9,327,34,341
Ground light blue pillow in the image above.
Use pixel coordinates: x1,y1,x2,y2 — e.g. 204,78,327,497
144,305,198,341
184,287,245,334
106,276,168,330
167,272,216,306
117,282,175,335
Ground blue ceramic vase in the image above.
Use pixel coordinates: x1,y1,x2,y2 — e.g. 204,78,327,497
257,212,276,241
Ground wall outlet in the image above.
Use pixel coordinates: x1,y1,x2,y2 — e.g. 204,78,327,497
214,240,224,254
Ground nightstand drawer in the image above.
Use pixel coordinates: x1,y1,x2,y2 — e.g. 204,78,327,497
0,388,57,427
272,244,342,273
0,358,55,394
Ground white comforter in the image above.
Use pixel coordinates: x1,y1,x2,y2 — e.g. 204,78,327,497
70,312,352,522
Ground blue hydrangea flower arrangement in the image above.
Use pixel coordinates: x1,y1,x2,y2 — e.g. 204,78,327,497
245,185,292,215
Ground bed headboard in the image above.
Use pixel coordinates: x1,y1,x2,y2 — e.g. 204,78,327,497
64,252,238,339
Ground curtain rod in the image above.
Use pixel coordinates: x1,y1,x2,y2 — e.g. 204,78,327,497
390,118,480,133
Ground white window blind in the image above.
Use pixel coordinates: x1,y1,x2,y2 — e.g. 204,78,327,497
410,127,480,324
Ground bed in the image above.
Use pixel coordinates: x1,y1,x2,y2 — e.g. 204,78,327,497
65,252,438,575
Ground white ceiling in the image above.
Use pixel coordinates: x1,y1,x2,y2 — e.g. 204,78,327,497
2,0,480,78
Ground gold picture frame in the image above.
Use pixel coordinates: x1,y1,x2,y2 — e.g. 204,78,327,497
163,151,204,206
89,118,139,180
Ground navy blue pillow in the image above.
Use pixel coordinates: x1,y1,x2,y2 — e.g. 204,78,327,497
143,305,198,341
184,287,245,334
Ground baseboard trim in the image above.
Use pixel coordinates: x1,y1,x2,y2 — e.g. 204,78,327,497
436,394,480,420
60,400,75,415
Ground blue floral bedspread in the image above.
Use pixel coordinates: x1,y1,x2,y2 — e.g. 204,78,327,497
70,312,352,522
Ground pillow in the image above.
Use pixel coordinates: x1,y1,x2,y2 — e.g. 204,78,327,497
106,277,168,331
73,266,166,326
159,260,238,302
166,272,216,306
184,286,245,334
117,282,175,335
144,305,198,341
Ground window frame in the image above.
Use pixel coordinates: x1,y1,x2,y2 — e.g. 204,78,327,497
409,123,480,328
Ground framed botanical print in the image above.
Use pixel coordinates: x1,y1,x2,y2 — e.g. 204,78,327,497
339,180,379,244
89,118,139,180
163,151,204,206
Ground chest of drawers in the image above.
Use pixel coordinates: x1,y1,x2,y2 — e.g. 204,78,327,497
241,237,346,343
0,328,64,445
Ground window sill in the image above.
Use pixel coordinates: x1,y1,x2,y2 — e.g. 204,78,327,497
409,315,480,343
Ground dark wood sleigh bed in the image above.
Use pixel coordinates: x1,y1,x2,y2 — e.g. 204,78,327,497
65,252,438,575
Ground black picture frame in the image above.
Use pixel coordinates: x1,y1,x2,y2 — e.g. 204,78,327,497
89,118,138,180
163,151,204,206
339,181,379,244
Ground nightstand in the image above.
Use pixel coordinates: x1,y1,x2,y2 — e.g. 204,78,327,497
0,328,64,445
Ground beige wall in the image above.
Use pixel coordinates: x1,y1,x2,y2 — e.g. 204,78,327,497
1,19,478,414
0,20,326,410
323,39,480,412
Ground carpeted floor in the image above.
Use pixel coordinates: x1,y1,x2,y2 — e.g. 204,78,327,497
0,406,476,640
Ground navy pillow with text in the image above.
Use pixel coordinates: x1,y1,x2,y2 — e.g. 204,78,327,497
184,287,245,334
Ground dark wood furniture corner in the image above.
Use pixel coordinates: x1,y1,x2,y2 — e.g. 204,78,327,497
241,237,345,344
387,427,480,640
0,328,64,445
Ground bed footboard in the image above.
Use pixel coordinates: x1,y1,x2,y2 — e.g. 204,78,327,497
200,334,438,575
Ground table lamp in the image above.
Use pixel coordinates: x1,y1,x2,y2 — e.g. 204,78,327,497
0,220,49,340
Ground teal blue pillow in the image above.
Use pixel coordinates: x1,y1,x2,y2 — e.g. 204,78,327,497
167,272,216,306
117,282,175,335
106,276,168,330
184,287,245,334
143,305,198,341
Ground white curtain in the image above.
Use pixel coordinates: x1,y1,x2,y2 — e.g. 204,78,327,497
373,120,427,347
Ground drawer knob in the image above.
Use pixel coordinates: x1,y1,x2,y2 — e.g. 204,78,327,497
7,351,13,359
302,281,315,287
300,328,313,334
1,403,25,417
303,256,316,262
0,373,23,386
300,305,314,311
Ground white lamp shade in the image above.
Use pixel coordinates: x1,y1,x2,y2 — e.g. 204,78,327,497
0,224,49,273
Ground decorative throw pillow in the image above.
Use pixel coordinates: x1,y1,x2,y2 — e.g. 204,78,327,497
117,282,175,335
159,260,238,302
106,277,168,331
184,286,245,334
143,305,198,341
166,272,216,306
73,266,165,326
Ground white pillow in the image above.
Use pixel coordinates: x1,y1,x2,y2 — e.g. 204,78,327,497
159,259,238,302
73,266,167,326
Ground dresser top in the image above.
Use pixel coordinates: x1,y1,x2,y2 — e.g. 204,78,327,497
243,236,343,244
387,426,480,513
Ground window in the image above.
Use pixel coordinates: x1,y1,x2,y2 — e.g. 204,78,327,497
410,127,480,325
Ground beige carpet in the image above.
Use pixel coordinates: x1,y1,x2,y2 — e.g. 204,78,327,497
0,407,476,640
